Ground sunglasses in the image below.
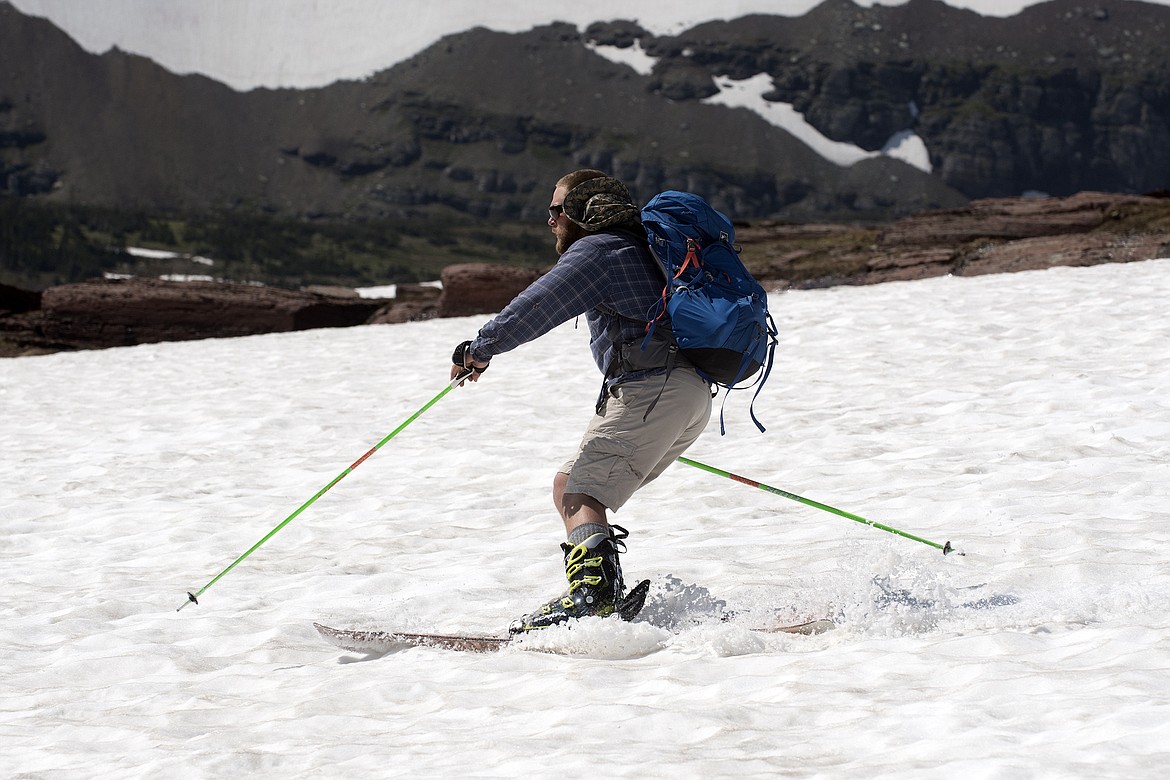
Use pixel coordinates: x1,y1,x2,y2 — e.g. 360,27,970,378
548,203,565,220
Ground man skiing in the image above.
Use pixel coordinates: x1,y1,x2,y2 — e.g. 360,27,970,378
450,169,713,632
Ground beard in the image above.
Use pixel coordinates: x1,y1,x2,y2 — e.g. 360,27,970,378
554,220,588,255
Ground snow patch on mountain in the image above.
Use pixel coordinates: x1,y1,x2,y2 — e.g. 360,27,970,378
703,74,933,172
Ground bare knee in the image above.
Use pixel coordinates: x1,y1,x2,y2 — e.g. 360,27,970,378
553,471,569,510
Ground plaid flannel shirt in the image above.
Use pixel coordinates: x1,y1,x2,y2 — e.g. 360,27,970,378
469,230,667,387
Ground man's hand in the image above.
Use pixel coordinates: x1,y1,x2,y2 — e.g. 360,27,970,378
451,340,490,383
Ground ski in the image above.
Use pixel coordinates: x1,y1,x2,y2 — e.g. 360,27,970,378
753,618,836,635
314,617,835,655
314,623,511,653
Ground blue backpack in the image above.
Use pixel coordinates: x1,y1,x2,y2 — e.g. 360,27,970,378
641,191,778,432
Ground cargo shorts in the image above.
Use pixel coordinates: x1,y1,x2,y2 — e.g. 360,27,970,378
561,367,713,511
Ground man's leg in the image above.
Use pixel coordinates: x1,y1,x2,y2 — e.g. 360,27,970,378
510,371,710,632
553,471,608,536
507,475,623,633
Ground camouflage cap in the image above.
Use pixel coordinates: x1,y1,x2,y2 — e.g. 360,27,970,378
562,176,640,231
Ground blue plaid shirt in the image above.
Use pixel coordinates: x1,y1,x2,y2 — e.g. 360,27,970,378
469,230,666,385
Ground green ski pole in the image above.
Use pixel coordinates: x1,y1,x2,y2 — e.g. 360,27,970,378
177,370,472,611
677,456,961,556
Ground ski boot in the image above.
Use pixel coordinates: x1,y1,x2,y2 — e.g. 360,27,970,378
508,524,650,634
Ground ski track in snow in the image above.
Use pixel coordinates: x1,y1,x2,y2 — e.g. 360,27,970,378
3,259,1170,776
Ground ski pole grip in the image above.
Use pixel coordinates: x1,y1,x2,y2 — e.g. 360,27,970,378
452,341,488,375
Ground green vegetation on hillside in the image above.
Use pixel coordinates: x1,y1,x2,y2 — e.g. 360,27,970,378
0,197,551,291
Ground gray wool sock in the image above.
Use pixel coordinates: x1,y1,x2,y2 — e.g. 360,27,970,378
567,522,608,547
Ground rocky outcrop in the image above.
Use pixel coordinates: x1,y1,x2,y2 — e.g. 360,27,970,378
742,191,1170,287
367,283,441,324
953,231,1170,277
878,192,1133,245
0,277,383,353
437,263,545,318
0,281,41,314
0,266,536,356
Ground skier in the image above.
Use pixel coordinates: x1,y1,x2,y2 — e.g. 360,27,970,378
450,169,713,632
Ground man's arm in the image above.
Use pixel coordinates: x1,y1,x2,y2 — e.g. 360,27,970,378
452,239,612,381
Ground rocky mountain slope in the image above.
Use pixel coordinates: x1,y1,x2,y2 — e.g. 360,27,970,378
8,0,1169,230
630,0,1170,198
0,2,958,225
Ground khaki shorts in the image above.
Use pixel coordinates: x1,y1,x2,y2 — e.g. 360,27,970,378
561,368,713,511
